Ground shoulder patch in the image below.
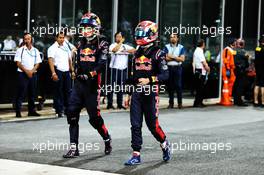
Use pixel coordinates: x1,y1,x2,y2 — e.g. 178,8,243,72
256,47,261,52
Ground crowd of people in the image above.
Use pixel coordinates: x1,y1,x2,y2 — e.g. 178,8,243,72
0,35,21,52
10,21,264,119
220,37,264,107
8,11,264,166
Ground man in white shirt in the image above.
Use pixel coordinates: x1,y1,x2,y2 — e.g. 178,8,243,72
14,33,42,117
48,32,75,117
3,35,17,51
64,33,77,52
193,39,210,107
107,32,135,109
164,33,185,109
64,32,77,58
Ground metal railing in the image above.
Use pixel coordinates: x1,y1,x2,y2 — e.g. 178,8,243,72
0,51,221,105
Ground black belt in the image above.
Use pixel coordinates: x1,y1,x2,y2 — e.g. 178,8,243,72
55,67,69,73
168,64,182,67
195,69,202,73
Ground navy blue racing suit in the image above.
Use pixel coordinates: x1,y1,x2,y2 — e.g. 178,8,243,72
67,36,110,146
128,45,169,152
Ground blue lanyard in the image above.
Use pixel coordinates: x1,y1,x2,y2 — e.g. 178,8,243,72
59,45,70,53
21,47,37,64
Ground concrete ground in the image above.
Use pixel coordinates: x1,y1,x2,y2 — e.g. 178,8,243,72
0,97,198,122
0,105,264,175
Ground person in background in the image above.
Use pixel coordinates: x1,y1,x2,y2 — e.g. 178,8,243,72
107,31,136,110
164,33,185,109
14,33,42,118
16,35,23,47
192,39,210,107
48,32,75,118
233,38,249,106
221,38,237,104
254,35,264,107
3,35,17,51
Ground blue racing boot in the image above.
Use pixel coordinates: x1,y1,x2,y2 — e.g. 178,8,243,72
161,140,171,162
63,144,79,158
124,152,141,166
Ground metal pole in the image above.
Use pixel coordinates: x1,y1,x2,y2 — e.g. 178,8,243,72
179,0,183,42
72,0,76,26
27,0,31,32
180,0,183,25
240,0,244,38
257,0,262,46
59,0,62,28
139,0,142,22
155,0,160,24
88,0,91,12
219,0,226,101
198,0,202,39
112,0,118,43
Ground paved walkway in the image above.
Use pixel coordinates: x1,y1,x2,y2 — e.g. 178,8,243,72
0,159,119,175
0,97,218,123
